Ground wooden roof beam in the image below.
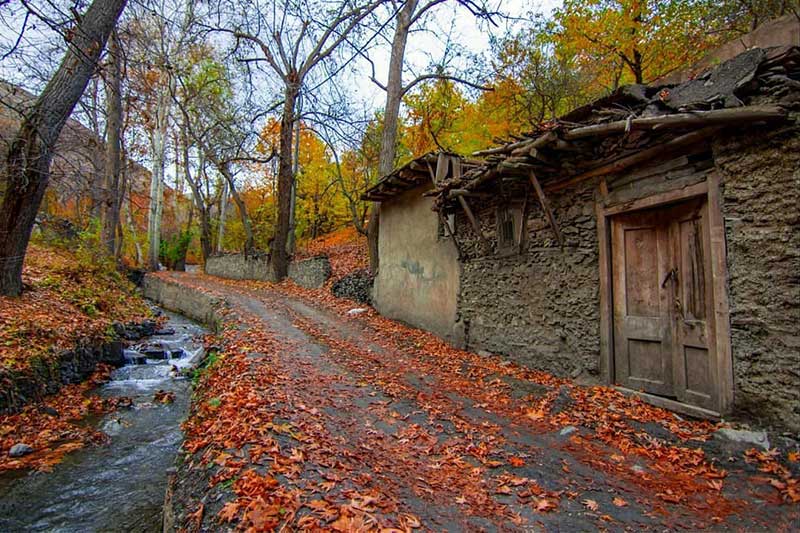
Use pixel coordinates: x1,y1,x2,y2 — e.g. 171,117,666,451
548,126,721,193
457,195,491,250
563,105,786,140
529,171,564,247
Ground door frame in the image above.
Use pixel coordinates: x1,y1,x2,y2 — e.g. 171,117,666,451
596,173,734,417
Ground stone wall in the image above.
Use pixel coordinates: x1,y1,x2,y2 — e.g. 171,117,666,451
203,253,332,289
713,124,800,431
0,320,156,414
142,275,223,329
288,256,332,289
455,181,601,379
374,185,462,344
205,253,273,282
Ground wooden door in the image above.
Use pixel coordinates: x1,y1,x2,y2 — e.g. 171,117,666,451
611,209,674,396
669,200,716,409
611,199,717,409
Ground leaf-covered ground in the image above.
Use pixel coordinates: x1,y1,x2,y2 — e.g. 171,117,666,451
159,271,799,531
0,243,153,472
0,364,127,472
0,243,152,370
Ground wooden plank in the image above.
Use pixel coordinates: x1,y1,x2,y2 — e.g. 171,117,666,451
529,171,564,246
451,155,462,183
615,387,721,420
457,196,490,249
435,152,450,184
706,171,734,414
563,105,787,140
426,161,436,182
603,181,708,216
596,197,614,384
548,127,720,193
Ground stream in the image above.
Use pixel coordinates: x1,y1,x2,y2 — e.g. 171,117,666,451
0,309,206,532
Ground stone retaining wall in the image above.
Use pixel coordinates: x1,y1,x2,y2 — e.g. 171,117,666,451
288,256,332,289
0,322,154,414
202,253,332,289
205,253,273,282
142,275,223,330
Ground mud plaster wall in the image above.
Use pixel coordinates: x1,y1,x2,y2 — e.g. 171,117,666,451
713,124,800,431
374,184,462,344
455,150,715,381
454,181,601,379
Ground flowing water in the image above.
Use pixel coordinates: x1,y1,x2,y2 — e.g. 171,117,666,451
0,310,205,533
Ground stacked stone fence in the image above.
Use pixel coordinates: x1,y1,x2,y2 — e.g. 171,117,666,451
203,253,331,289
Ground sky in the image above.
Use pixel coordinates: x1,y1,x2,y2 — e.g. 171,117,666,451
0,0,563,178
352,0,562,111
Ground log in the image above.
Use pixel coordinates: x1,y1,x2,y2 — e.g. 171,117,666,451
529,171,563,246
472,134,541,157
563,105,786,140
547,127,721,193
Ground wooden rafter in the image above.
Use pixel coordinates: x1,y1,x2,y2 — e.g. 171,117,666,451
457,195,490,249
529,171,564,247
563,105,786,140
547,127,721,193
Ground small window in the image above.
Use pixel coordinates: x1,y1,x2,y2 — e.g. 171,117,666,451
496,204,524,254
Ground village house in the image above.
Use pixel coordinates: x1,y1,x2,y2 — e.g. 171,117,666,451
363,46,800,430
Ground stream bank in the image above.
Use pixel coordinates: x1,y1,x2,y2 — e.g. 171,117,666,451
0,310,206,532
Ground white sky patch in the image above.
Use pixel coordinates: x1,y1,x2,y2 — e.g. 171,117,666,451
350,0,562,110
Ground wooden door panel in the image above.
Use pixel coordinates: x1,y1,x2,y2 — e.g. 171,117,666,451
671,202,716,409
610,197,721,412
612,214,673,396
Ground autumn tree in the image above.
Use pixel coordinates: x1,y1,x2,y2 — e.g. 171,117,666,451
549,0,721,91
365,0,495,273
0,0,128,296
216,0,384,280
101,30,124,256
489,24,588,127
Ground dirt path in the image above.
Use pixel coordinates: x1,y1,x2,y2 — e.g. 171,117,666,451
159,272,799,531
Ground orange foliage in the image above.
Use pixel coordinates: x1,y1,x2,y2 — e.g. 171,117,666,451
0,364,128,472
151,270,799,530
295,226,368,279
0,244,152,370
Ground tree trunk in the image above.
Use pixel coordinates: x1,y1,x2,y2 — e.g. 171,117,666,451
0,0,127,296
218,162,254,256
367,0,418,274
272,82,299,280
102,30,123,255
181,126,213,266
147,81,171,271
287,111,301,254
217,179,228,252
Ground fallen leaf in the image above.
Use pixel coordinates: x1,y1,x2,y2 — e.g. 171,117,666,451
535,498,557,512
583,499,599,511
508,456,525,467
612,497,628,507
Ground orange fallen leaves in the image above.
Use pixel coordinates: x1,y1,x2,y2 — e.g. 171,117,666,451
0,364,120,472
0,244,152,371
161,269,800,531
745,448,800,503
508,456,525,467
535,498,558,512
